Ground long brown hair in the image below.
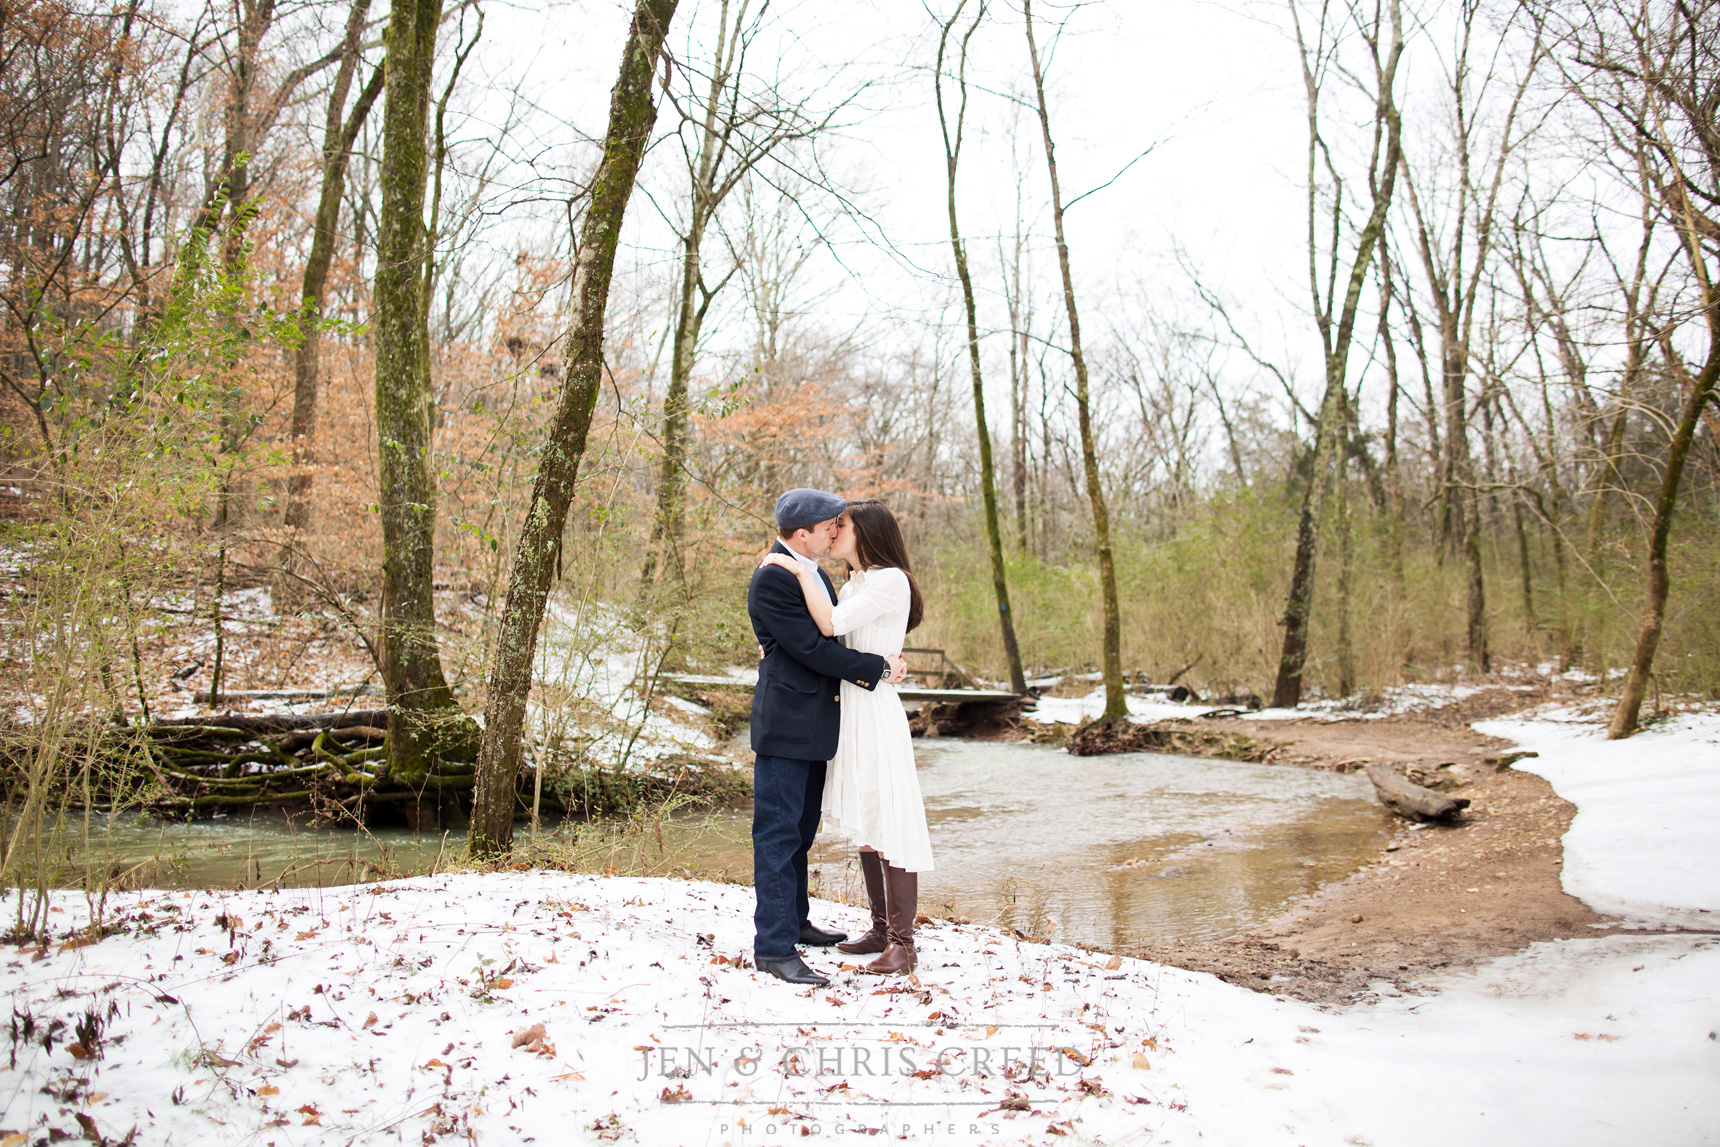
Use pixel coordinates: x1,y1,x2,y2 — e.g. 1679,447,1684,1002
842,499,925,632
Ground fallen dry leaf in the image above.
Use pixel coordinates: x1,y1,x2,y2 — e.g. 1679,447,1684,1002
1132,1052,1152,1070
3,1132,27,1147
1104,954,1122,971
295,931,319,940
511,1023,547,1049
257,1085,279,1096
361,1012,379,1030
491,978,514,990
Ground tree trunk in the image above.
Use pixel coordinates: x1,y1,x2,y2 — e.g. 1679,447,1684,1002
469,0,680,857
1380,244,1406,590
1007,195,1031,553
1272,381,1344,708
640,222,707,604
373,0,461,781
1438,336,1491,673
939,0,1026,694
640,0,736,605
1609,327,1720,737
1335,442,1355,698
1271,0,1403,709
1024,0,1124,721
1512,490,1535,635
283,0,382,551
1463,514,1490,672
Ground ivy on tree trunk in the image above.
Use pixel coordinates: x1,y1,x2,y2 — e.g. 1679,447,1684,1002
373,0,461,782
468,0,681,857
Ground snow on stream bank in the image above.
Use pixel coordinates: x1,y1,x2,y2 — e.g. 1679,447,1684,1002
2,712,1716,1146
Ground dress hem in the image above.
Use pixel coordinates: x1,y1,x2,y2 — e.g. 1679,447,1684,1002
821,812,935,873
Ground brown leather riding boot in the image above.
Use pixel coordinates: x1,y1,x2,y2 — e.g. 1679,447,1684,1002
837,851,888,956
864,863,917,976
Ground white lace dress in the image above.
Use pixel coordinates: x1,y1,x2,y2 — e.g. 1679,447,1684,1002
821,567,934,872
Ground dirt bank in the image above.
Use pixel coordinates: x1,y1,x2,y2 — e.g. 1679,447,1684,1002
1122,689,1616,1004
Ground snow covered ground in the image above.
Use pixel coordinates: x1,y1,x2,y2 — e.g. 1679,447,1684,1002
1021,680,1519,726
1474,708,1720,929
3,709,1716,1145
1024,690,1212,725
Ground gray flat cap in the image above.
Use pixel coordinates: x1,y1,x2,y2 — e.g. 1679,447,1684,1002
775,488,846,533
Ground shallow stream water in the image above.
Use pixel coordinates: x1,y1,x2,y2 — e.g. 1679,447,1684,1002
697,740,1389,949
34,740,1388,950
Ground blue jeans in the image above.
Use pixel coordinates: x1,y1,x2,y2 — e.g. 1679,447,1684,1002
752,753,827,960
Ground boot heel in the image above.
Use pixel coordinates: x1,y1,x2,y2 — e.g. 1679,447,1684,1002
838,850,887,955
862,863,917,975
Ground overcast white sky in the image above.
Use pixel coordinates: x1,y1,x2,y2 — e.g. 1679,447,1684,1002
436,0,1518,433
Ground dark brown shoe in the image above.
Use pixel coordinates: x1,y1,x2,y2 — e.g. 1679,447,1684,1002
837,851,887,956
864,863,917,976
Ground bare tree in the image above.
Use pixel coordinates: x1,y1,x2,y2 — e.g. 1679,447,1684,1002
1023,0,1126,721
639,0,836,607
1555,0,1720,737
935,0,1027,693
282,0,383,553
1269,0,1404,709
470,0,681,856
1399,3,1544,674
1000,168,1034,552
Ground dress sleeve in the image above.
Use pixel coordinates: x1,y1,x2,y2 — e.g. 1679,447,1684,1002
829,568,910,636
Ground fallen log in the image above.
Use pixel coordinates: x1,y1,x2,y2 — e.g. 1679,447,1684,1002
1364,761,1471,822
150,709,390,734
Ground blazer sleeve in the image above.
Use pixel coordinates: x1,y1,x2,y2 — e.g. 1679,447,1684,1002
830,568,909,637
752,566,889,690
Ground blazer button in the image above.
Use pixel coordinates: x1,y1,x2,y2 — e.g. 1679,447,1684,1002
833,694,840,702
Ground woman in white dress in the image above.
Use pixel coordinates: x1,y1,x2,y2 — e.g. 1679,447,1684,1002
758,499,932,975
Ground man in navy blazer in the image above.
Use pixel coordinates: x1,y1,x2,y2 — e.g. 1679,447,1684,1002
748,488,906,986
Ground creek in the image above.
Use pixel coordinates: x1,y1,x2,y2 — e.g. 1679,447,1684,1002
32,740,1388,950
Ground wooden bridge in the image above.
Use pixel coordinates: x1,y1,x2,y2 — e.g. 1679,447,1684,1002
656,675,1022,705
657,649,1025,705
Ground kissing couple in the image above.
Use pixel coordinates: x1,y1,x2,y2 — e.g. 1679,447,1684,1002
746,489,936,987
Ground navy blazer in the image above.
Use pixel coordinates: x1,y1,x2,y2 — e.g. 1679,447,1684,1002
748,540,889,760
